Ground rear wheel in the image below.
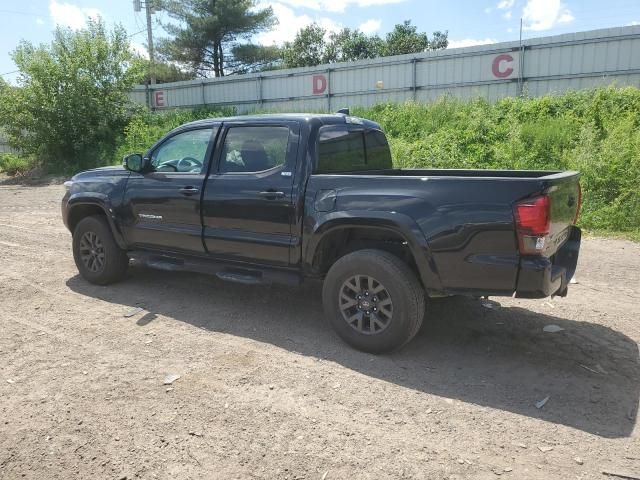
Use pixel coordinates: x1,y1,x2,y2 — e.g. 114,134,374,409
322,249,425,353
72,215,128,285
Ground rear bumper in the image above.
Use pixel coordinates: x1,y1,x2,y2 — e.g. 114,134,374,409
515,226,581,298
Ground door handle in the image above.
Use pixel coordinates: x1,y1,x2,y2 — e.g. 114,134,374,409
257,190,285,199
179,186,199,195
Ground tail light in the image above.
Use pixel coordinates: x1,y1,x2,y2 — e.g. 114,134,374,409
514,195,550,255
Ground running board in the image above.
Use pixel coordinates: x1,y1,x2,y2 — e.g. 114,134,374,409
128,250,302,287
145,259,183,271
215,271,263,285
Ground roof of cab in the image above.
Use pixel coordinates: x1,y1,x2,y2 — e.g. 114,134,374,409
180,113,381,130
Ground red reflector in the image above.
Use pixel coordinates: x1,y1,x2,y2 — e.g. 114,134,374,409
514,195,550,236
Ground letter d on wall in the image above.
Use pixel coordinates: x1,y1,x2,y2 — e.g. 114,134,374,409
312,75,327,94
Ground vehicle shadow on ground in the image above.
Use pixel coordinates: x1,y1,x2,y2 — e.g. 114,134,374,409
66,267,640,438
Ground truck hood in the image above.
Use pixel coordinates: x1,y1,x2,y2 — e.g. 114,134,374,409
72,165,130,181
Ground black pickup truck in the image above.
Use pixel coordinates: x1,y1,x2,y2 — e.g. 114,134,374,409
62,112,581,353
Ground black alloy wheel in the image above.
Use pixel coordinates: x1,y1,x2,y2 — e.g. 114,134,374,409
339,275,393,335
72,215,129,285
79,231,105,273
322,249,425,353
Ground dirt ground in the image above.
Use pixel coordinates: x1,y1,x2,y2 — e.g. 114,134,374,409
0,181,639,480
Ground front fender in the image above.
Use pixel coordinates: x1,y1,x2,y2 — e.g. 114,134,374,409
304,210,444,293
65,194,127,249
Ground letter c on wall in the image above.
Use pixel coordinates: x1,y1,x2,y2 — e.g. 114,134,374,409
312,75,327,94
492,54,514,78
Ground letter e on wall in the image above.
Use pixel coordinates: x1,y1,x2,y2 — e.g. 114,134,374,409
154,90,166,107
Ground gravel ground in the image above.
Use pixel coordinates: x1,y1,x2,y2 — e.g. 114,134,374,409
0,181,639,480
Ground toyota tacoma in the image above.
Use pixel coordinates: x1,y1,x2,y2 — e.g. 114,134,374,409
62,112,581,353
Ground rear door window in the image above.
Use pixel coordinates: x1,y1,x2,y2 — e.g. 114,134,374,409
219,126,290,173
364,130,392,169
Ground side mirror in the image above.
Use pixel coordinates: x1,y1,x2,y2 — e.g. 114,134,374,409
123,153,146,172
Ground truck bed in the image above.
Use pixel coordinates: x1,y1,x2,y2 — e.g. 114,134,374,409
305,169,581,298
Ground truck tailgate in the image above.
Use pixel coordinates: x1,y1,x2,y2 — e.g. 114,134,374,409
513,171,581,257
513,171,581,298
545,172,581,254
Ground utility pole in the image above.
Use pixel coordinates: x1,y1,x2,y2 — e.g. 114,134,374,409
145,0,156,85
518,17,524,96
134,0,155,106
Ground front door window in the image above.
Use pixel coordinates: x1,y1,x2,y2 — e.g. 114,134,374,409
151,129,213,173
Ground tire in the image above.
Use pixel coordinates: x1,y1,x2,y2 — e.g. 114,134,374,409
322,249,425,354
72,215,128,285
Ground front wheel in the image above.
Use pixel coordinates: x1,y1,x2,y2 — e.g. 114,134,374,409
322,249,425,353
72,215,128,285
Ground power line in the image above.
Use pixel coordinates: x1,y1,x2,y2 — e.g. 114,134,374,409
128,29,147,38
1,28,148,78
0,9,45,17
0,7,148,38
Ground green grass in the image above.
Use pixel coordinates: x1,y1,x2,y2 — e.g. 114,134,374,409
110,86,640,240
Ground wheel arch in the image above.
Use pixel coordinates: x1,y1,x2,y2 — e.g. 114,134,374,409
66,195,127,249
304,212,443,294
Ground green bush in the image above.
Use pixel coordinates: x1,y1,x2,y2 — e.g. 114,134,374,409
0,153,36,176
354,87,640,238
0,20,143,173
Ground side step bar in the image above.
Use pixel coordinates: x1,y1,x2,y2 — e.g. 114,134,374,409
128,250,302,287
216,271,263,285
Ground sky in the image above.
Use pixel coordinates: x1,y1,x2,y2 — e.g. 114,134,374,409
0,0,638,82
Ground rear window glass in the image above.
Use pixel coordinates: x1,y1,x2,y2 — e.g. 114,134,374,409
316,126,392,173
365,130,392,168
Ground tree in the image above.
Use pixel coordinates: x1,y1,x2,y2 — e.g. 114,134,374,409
0,20,142,171
228,44,282,73
429,30,449,50
282,24,326,68
132,56,195,84
283,24,384,68
383,21,448,56
325,28,384,63
158,0,277,77
282,21,448,69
